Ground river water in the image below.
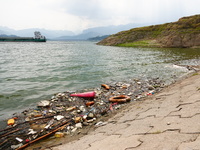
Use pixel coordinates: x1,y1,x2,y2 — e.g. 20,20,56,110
0,41,200,120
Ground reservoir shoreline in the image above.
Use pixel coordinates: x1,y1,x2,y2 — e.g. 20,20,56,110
26,69,200,150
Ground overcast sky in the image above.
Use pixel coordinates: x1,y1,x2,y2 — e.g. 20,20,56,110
0,0,200,32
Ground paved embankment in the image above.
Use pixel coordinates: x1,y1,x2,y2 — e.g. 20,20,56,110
53,72,200,150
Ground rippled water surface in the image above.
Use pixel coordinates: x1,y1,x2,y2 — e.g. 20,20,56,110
0,41,200,119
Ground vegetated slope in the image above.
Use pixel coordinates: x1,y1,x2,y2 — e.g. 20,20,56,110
97,15,200,48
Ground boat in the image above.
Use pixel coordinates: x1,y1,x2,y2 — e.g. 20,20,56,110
0,31,46,42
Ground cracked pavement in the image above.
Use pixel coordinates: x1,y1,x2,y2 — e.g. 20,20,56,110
53,72,200,150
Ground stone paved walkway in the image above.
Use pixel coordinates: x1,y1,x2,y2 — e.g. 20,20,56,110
53,72,200,150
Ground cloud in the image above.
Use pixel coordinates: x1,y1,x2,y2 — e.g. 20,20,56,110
62,0,200,26
0,0,200,32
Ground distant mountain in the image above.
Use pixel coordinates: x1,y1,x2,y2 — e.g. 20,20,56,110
0,27,16,35
15,28,75,39
0,34,18,37
55,23,149,40
0,30,6,35
0,26,75,39
0,23,150,40
87,35,110,41
56,31,102,40
82,23,146,35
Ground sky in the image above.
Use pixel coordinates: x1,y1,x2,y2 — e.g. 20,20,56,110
0,0,200,33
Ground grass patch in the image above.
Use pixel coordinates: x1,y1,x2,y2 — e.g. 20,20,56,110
192,72,199,76
117,40,161,48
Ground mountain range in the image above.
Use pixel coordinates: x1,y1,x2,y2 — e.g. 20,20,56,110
0,26,74,39
0,23,150,40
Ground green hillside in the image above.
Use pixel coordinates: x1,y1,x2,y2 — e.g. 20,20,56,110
97,15,200,48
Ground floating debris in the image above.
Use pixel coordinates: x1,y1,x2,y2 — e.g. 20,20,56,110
7,118,15,126
101,84,110,90
70,91,96,98
54,132,64,138
37,100,50,107
0,77,164,150
95,121,108,127
109,95,131,103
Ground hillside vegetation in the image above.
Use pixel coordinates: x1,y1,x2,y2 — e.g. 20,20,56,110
97,15,200,48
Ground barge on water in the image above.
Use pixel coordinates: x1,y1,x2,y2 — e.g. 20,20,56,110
0,31,46,42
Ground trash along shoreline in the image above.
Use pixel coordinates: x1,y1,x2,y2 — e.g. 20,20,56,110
0,65,199,150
